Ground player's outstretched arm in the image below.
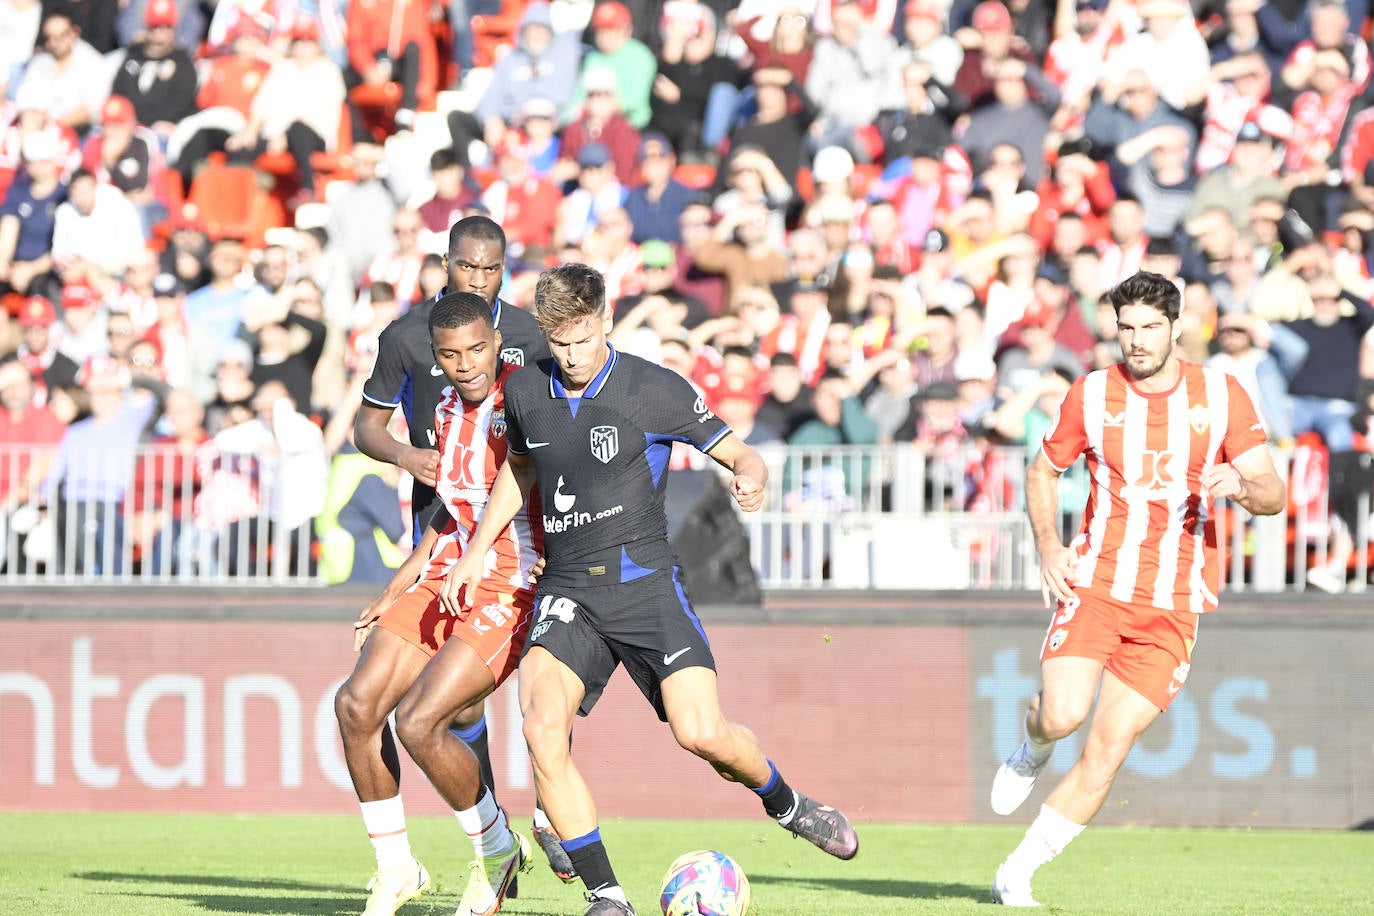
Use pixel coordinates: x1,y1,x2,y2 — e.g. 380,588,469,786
1027,449,1076,608
441,454,536,614
1201,445,1286,516
354,402,440,487
706,432,768,512
354,507,452,651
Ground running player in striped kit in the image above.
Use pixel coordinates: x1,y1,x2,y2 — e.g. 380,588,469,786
988,271,1286,906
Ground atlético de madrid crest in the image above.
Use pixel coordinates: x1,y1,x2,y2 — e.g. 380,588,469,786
1188,403,1211,435
491,408,506,439
590,425,619,463
500,347,524,366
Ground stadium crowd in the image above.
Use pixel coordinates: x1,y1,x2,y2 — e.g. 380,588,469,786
1,0,1373,588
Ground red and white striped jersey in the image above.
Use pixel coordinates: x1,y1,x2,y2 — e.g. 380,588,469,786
417,366,543,591
1041,360,1267,613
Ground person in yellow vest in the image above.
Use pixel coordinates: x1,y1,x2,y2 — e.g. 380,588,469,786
317,442,407,584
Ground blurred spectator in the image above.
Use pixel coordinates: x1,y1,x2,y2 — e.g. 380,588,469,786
887,1,963,92
80,95,164,234
469,2,582,151
327,142,397,285
248,18,347,197
651,4,744,161
0,357,66,570
805,0,895,157
693,196,788,302
55,0,120,54
294,225,355,333
625,133,694,244
953,348,999,431
790,368,879,445
5,295,78,401
0,84,81,200
56,280,108,366
724,64,817,190
39,356,157,575
958,57,1060,186
1283,48,1359,234
1084,66,1195,186
894,379,968,495
51,168,145,279
245,294,327,415
1042,0,1112,127
731,3,814,88
669,199,726,314
986,365,1075,446
1207,310,1309,444
995,300,1085,398
416,147,481,238
204,379,327,576
1121,123,1196,239
953,0,1035,110
169,19,273,190
17,11,109,134
558,67,642,186
574,1,657,129
110,0,197,142
1278,0,1368,98
0,131,67,300
143,272,193,392
111,246,159,332
0,1,41,87
614,238,708,325
129,386,208,575
875,60,959,167
1098,195,1148,288
185,236,258,352
555,143,625,249
762,279,831,386
344,0,429,130
363,208,426,309
1188,121,1286,234
1284,274,1374,452
316,437,405,585
160,203,210,290
756,350,815,439
715,146,792,249
1188,51,1291,178
581,205,643,304
480,134,561,261
1104,0,1210,112
1029,138,1114,251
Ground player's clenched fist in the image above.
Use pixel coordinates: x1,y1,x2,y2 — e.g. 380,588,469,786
730,474,764,511
1199,462,1244,503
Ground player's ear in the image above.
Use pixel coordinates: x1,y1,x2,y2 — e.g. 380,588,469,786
493,327,503,350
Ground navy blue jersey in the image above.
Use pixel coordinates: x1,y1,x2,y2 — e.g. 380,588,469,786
361,293,550,536
503,345,732,574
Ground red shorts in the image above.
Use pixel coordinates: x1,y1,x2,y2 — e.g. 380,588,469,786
1039,590,1198,711
376,579,534,688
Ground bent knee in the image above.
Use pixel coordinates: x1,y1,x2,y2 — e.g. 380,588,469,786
522,712,572,762
334,680,376,732
672,719,733,763
1037,697,1091,740
393,695,442,751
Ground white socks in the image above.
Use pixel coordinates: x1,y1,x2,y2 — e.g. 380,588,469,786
360,795,414,869
455,786,514,858
532,806,553,830
1003,803,1085,880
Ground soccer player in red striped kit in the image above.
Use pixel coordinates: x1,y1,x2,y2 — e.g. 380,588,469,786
989,271,1285,906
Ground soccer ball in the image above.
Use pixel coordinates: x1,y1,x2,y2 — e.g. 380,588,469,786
659,849,751,916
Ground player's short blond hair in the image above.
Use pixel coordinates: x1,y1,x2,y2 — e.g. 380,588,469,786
534,262,606,334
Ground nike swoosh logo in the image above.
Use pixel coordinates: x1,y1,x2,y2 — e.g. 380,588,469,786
430,365,444,376
663,647,692,665
525,439,550,449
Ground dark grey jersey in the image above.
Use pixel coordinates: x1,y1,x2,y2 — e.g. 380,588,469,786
503,345,731,572
361,293,550,539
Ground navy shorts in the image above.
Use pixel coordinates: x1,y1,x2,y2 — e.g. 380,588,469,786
523,565,716,721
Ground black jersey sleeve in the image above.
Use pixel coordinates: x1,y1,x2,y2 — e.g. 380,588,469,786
361,319,411,408
641,364,732,453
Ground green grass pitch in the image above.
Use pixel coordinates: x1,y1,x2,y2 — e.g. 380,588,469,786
0,811,1369,914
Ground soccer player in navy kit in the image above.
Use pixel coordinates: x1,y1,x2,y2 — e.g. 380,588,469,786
350,216,573,883
449,263,859,916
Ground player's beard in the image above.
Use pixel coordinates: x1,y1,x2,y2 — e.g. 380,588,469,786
1125,341,1172,381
